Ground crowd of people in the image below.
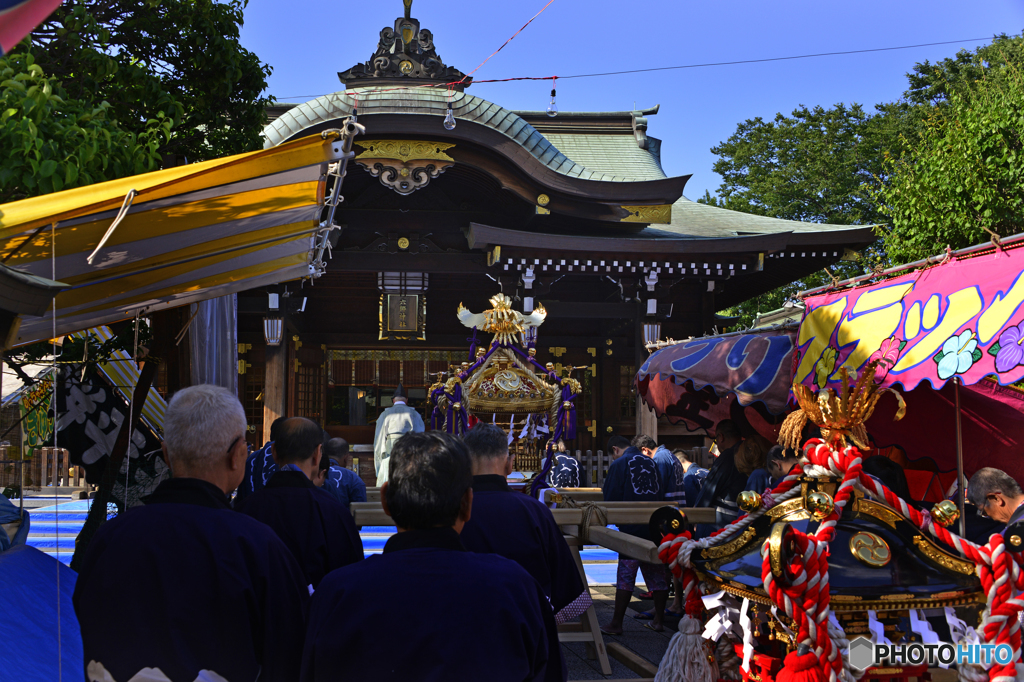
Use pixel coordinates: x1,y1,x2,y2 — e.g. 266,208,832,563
69,384,1024,681
72,384,584,681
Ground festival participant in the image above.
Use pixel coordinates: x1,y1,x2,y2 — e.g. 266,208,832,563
73,385,308,681
373,383,424,486
607,435,631,460
742,441,791,495
600,436,667,634
460,424,592,624
674,448,708,508
238,417,363,591
302,431,563,682
969,467,1024,527
547,439,581,488
693,420,747,526
233,415,286,508
320,437,367,507
634,435,685,505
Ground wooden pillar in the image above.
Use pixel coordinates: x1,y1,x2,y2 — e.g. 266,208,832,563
263,342,287,444
633,300,658,442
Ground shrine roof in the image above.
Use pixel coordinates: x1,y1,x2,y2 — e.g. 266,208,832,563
646,196,878,242
263,89,673,185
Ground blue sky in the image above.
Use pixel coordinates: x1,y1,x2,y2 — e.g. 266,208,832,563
239,0,1023,202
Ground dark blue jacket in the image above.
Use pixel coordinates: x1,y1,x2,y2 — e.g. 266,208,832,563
683,465,708,508
461,475,589,622
603,447,664,539
234,441,276,508
302,527,564,682
73,478,309,682
238,470,364,590
652,445,686,504
323,464,367,507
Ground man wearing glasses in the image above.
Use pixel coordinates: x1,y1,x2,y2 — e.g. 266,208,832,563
968,467,1024,527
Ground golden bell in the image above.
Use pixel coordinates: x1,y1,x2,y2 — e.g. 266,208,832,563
931,500,960,528
737,490,762,513
806,491,835,520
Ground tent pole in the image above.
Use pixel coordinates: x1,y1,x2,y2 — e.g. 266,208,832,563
955,377,966,537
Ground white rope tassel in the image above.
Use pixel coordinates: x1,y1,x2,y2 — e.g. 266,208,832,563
87,189,137,265
654,615,717,682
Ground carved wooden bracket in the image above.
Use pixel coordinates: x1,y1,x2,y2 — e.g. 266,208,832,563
354,140,456,195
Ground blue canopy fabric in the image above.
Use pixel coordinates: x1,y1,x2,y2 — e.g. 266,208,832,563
0,545,83,681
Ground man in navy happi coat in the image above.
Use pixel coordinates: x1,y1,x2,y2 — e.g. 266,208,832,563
238,417,363,591
73,385,309,682
460,424,592,625
233,415,286,508
633,434,685,505
601,438,668,633
321,437,367,507
302,431,564,682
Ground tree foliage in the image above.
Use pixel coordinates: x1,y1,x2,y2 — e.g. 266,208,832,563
702,103,890,226
878,58,1024,264
26,0,273,163
0,53,170,203
701,32,1024,327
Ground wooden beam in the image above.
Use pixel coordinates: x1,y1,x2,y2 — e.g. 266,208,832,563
564,525,660,563
327,253,487,273
606,642,660,679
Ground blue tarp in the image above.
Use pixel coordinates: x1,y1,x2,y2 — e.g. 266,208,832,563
0,545,83,681
0,495,30,549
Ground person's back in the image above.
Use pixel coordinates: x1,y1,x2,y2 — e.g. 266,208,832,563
239,418,363,590
547,452,581,488
73,385,308,682
303,431,562,682
320,438,367,507
234,416,287,509
634,436,684,505
460,424,591,623
373,384,425,486
603,445,662,539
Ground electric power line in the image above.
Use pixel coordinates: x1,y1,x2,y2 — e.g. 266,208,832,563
273,36,997,101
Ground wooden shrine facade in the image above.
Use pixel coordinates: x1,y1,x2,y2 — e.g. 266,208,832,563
231,5,876,452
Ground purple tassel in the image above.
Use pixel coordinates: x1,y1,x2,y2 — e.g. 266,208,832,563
531,441,557,498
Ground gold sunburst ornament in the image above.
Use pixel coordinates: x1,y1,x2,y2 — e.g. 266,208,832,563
779,360,905,450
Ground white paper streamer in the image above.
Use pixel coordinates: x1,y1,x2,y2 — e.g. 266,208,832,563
944,606,968,642
866,610,890,646
910,610,946,668
739,598,754,673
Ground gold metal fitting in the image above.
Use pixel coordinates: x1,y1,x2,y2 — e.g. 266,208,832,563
806,491,835,520
931,500,960,528
545,362,555,371
737,490,762,513
452,402,462,411
562,401,573,410
1012,535,1022,547
528,348,537,357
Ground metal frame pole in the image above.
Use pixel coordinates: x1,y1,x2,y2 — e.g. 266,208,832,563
954,378,966,537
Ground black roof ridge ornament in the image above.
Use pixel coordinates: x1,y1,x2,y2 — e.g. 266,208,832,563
338,2,472,91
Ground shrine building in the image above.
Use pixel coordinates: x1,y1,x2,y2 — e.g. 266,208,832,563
214,5,875,452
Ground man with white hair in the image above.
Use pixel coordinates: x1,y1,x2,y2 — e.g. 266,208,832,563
73,385,309,682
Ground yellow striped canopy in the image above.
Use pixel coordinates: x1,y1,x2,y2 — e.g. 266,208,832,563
0,133,346,345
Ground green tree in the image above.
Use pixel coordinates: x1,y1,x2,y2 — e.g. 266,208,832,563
878,58,1024,264
700,103,890,226
0,52,170,202
24,0,273,162
698,103,893,327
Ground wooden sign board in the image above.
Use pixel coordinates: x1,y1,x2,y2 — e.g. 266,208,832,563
379,294,426,341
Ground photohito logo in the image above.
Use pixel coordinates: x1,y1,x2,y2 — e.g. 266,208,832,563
848,636,1013,670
